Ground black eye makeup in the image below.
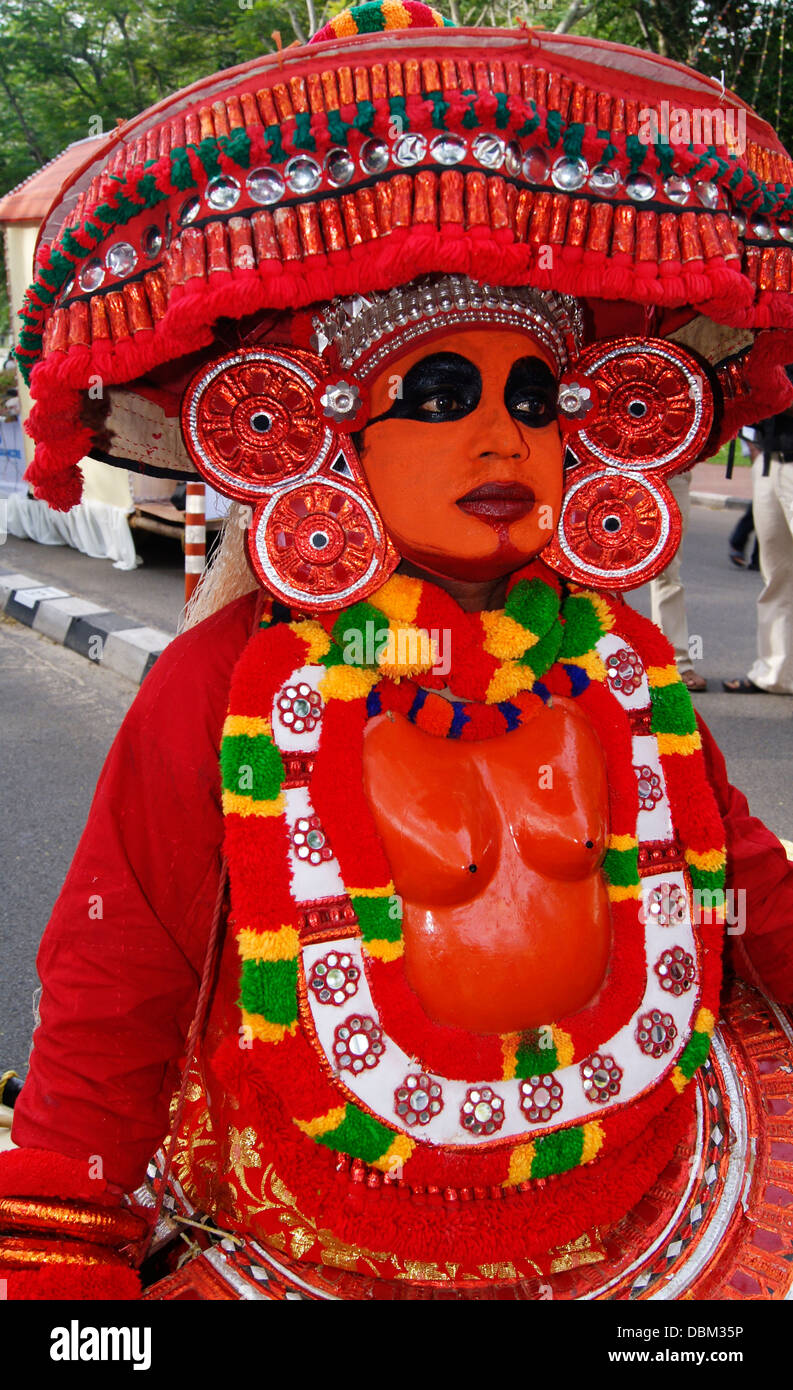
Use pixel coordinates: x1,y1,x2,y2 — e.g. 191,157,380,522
365,351,559,428
367,353,482,425
504,357,558,429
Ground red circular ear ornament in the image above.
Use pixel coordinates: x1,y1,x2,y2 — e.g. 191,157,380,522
250,479,391,608
546,337,713,590
181,347,398,610
557,337,715,476
544,465,682,589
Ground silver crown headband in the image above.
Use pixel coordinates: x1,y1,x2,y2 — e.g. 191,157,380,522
311,275,584,381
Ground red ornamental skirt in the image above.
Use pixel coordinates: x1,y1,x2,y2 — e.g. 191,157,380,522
139,981,793,1301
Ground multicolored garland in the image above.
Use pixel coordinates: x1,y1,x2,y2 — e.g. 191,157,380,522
214,559,726,1221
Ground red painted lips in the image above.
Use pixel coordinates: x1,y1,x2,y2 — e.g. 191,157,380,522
456,481,536,524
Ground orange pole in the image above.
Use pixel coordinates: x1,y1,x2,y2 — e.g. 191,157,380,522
184,480,206,603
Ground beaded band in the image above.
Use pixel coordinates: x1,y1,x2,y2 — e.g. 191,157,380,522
311,274,583,375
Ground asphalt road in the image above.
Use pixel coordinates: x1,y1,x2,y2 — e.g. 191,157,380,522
632,505,792,845
0,615,136,1075
0,502,790,1075
1,527,189,634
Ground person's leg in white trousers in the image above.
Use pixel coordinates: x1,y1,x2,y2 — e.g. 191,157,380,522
746,457,793,694
650,471,702,682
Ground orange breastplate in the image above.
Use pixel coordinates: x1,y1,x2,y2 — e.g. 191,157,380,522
181,591,727,1285
362,699,610,1032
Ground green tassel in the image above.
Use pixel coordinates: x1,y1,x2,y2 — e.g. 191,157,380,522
220,128,252,168
316,1104,394,1163
688,864,726,899
505,576,560,636
292,112,316,151
239,958,297,1026
602,845,640,888
170,148,196,191
354,100,376,134
136,174,168,209
93,202,118,226
114,191,144,223
558,594,603,660
265,124,286,164
332,601,389,665
388,96,408,134
546,110,563,148
515,115,541,138
649,681,697,737
519,622,564,678
61,229,89,258
562,123,585,160
531,1126,585,1178
515,1031,559,1078
319,644,348,669
461,100,479,131
351,1,388,33
220,733,285,800
678,1029,711,1079
429,92,449,130
352,895,402,944
495,93,511,131
47,249,74,282
625,134,647,175
656,142,676,179
327,110,350,145
195,137,221,178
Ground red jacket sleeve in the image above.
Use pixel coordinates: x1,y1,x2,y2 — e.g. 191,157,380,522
10,591,258,1191
698,715,793,1005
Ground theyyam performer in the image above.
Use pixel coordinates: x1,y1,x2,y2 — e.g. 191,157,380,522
2,2,793,1301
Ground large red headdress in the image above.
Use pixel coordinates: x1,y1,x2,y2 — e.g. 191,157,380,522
18,1,793,606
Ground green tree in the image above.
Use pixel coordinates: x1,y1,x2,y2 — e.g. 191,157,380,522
1,0,790,204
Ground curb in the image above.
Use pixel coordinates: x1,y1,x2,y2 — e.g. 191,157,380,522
0,570,173,684
690,491,749,511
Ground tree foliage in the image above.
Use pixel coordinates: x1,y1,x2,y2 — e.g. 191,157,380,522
1,0,790,206
0,0,790,204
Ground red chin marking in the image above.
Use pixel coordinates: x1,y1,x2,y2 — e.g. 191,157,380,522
487,523,528,572
399,527,537,582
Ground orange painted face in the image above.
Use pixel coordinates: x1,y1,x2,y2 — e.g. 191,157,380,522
358,328,564,581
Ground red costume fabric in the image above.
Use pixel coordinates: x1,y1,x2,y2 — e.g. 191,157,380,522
12,590,793,1194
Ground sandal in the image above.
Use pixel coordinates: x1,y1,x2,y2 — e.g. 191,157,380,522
680,670,708,692
722,677,763,694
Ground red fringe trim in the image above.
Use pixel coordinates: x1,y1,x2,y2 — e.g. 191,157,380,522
0,1146,120,1204
3,1263,141,1301
25,221,793,509
203,1067,696,1266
